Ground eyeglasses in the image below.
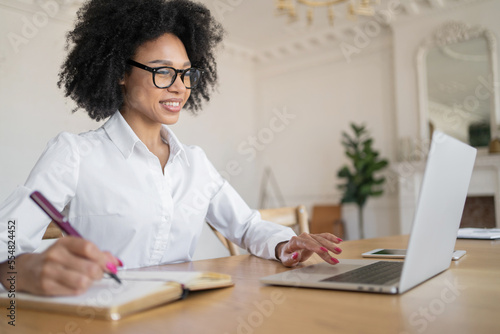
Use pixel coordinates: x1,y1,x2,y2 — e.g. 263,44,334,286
126,59,204,89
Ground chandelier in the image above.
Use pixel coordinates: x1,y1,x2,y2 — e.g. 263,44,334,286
275,0,379,26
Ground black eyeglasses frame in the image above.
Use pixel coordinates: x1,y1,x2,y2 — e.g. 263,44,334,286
126,59,204,89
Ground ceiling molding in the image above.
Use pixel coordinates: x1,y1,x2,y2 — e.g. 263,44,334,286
400,0,421,15
220,42,257,63
391,0,491,24
223,21,392,65
256,33,393,80
427,0,446,9
221,0,487,66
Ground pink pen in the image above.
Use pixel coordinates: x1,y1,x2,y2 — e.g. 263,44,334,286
30,191,121,284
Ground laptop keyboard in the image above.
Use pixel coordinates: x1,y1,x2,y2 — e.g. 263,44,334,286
320,261,403,285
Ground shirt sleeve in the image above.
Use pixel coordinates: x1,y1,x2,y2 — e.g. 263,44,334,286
206,180,297,261
0,132,80,263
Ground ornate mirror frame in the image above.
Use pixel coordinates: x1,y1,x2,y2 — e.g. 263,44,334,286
416,20,500,146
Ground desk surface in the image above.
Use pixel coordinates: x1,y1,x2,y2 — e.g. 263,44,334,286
2,235,499,334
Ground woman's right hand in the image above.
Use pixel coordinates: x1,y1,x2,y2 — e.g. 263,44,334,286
1,237,122,296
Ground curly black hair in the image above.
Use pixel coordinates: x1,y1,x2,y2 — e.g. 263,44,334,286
58,0,224,121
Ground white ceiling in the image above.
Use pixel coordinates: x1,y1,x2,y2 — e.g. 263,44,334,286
5,0,484,54
197,0,482,52
200,0,356,51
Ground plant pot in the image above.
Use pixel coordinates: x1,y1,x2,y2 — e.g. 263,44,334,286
341,203,362,240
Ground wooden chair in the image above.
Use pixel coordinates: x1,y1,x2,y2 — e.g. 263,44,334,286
208,205,310,256
310,204,345,239
42,221,64,239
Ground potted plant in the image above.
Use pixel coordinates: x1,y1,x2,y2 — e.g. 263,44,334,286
337,123,388,239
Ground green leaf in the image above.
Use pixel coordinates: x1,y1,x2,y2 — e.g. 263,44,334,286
350,123,360,134
370,190,384,197
337,123,389,209
363,138,373,149
373,160,389,171
337,166,352,178
360,184,372,195
345,151,356,160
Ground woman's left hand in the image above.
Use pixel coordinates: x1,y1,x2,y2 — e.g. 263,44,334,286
275,233,343,267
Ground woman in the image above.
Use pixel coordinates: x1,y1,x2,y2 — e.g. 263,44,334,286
0,0,342,296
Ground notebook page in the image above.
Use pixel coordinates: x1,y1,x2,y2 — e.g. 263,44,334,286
8,279,170,307
117,270,200,283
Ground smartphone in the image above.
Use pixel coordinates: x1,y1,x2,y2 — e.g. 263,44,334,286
362,249,466,261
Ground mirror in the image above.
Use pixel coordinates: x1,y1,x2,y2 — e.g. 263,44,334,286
417,21,499,148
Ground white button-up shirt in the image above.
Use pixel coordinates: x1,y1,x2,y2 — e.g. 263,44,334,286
0,111,296,268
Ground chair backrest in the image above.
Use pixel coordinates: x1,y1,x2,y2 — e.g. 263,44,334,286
259,205,309,235
209,205,310,256
310,205,345,239
42,221,64,239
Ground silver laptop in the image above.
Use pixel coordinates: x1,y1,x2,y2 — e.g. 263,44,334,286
261,131,477,294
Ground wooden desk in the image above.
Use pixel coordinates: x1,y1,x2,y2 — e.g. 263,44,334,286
2,235,499,334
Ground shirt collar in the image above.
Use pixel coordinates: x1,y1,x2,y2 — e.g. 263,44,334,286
103,111,141,159
103,111,189,166
160,124,190,167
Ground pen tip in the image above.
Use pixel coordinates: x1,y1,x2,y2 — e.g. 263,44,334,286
109,273,122,284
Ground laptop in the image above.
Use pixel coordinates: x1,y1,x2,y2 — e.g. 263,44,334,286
260,131,477,294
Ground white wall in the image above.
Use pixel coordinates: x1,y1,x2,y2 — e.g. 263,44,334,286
0,5,101,203
171,53,258,206
254,31,400,239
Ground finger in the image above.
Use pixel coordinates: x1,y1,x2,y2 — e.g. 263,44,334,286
37,277,87,296
284,234,325,254
36,261,94,296
55,237,117,274
103,251,122,268
41,281,87,296
309,234,343,254
23,253,93,296
15,252,97,296
308,235,342,264
55,237,101,261
280,250,302,267
52,264,95,295
44,242,105,280
277,241,306,267
312,233,343,244
285,235,339,265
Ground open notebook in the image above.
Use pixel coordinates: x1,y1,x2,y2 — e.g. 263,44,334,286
0,270,233,320
457,228,500,240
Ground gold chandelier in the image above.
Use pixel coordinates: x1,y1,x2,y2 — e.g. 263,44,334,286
275,0,379,26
